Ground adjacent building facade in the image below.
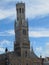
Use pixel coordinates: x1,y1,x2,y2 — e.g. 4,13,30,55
0,2,42,65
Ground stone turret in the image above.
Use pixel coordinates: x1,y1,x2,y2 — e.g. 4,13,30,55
14,2,30,57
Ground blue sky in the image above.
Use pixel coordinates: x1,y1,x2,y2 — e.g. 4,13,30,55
0,0,49,58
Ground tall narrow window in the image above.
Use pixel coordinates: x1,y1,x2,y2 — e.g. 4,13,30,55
22,8,24,13
25,51,27,57
19,8,21,13
17,17,19,21
23,29,26,35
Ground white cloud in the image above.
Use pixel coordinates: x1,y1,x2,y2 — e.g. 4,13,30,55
35,42,49,58
25,0,49,18
29,28,49,37
6,30,15,35
35,46,45,58
0,8,16,20
0,47,5,52
0,0,49,20
35,46,43,57
42,42,49,57
45,43,49,56
0,40,11,46
29,27,49,31
0,39,13,54
29,31,49,37
0,30,15,36
0,47,12,54
36,47,42,52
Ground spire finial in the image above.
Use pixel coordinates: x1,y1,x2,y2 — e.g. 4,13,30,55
5,47,8,53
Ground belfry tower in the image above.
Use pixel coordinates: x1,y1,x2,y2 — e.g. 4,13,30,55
14,2,30,57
